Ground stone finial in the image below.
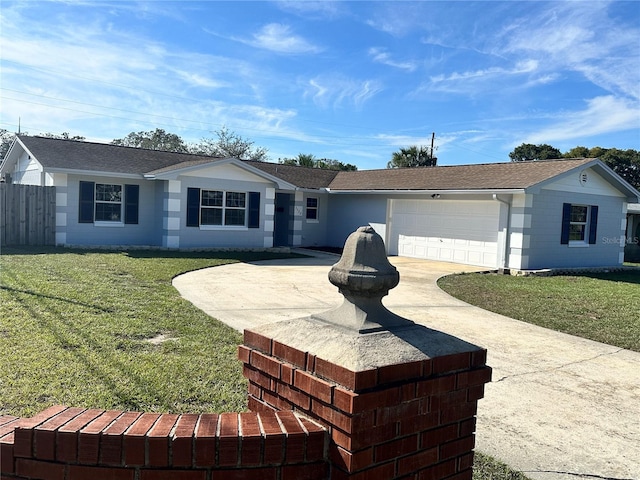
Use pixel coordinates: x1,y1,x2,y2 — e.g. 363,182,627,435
312,226,414,333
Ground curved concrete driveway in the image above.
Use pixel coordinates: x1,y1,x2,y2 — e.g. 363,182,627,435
173,250,640,480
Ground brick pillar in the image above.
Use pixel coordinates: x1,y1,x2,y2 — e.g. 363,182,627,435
240,226,492,480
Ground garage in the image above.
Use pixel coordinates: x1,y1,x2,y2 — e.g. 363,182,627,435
387,199,500,267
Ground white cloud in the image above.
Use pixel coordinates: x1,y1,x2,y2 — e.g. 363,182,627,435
243,23,322,54
305,75,383,109
524,96,640,144
368,48,417,72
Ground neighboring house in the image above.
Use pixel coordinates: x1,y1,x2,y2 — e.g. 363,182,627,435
2,135,639,271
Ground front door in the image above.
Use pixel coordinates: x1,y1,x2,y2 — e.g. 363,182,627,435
274,193,291,247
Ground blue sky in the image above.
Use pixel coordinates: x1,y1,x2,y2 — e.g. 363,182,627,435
1,1,638,169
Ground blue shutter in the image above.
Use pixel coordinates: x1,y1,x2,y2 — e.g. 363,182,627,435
248,192,260,229
560,203,571,244
588,205,598,244
124,184,139,224
187,188,200,227
79,181,95,223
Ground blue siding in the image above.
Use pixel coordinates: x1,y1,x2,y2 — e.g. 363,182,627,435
326,194,388,248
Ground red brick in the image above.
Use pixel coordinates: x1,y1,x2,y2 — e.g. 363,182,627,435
374,434,419,463
212,467,278,480
419,459,456,480
0,415,18,427
147,413,178,467
376,399,421,426
273,340,307,368
218,413,239,467
239,412,261,466
298,417,327,461
331,422,396,451
333,461,395,480
377,360,423,385
459,417,476,437
440,435,475,460
78,411,122,465
13,405,69,458
251,350,282,379
440,404,477,424
57,409,104,463
306,353,317,372
467,385,486,402
458,451,474,470
16,458,65,480
432,353,471,375
141,470,206,480
276,381,311,411
282,462,328,480
314,358,356,390
470,349,487,367
311,400,353,433
248,396,277,415
101,412,141,466
237,344,251,363
244,365,273,390
331,445,373,472
259,412,284,464
1,440,15,474
398,447,438,476
277,411,305,463
68,464,134,480
431,390,468,411
421,424,458,449
172,413,199,467
398,412,439,436
416,375,456,397
295,370,334,404
244,330,272,354
281,363,295,385
448,470,474,480
34,407,85,461
122,412,160,466
457,367,492,389
194,413,218,467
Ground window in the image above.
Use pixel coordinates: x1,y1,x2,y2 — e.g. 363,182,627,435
306,197,318,220
79,181,139,224
561,203,598,245
95,184,122,222
187,188,260,229
200,190,246,226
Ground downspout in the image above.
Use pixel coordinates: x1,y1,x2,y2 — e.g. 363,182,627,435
493,194,511,273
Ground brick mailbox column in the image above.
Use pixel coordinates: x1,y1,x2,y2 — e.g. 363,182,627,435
240,226,491,480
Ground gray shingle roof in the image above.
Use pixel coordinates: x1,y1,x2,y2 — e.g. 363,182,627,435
327,159,595,191
16,135,595,191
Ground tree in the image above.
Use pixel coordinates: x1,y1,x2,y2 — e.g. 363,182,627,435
279,154,357,171
509,143,563,162
0,129,16,161
598,148,640,189
112,128,189,153
563,146,591,158
192,126,269,161
41,132,86,141
387,146,437,168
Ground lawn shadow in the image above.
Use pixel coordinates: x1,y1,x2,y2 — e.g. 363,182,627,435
0,286,112,312
576,270,640,285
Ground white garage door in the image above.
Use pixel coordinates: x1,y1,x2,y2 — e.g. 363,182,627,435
388,199,499,267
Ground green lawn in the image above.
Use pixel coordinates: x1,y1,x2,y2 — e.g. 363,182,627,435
438,270,640,352
0,246,529,479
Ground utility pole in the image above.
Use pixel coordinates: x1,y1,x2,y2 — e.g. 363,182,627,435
430,132,435,160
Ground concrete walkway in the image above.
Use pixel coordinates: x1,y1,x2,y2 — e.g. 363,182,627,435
173,250,640,480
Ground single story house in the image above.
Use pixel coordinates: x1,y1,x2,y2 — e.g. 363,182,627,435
2,135,639,271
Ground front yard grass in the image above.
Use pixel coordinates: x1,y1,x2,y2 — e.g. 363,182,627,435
1,246,530,479
438,270,640,352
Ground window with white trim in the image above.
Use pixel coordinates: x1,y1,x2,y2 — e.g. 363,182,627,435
306,197,318,220
200,190,246,226
561,203,598,245
95,184,123,222
569,205,589,242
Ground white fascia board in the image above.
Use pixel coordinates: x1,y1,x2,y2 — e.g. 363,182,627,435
325,188,525,195
0,137,34,173
46,167,143,180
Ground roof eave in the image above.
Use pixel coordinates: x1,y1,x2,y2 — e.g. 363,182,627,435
46,167,144,179
325,188,526,195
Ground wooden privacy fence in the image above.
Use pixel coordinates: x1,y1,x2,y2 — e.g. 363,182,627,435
0,184,56,246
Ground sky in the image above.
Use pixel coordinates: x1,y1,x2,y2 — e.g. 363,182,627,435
0,1,638,170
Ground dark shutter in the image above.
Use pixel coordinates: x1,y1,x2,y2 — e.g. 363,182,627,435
248,192,260,229
79,181,95,223
560,203,571,244
588,205,598,244
124,184,139,224
187,188,200,227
